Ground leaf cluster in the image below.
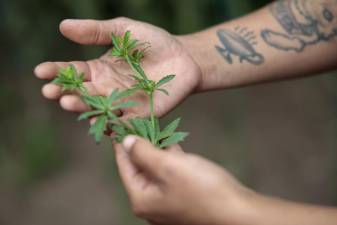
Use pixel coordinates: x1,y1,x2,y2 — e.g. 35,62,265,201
112,117,188,148
52,64,86,92
78,89,138,143
52,31,188,148
110,31,174,96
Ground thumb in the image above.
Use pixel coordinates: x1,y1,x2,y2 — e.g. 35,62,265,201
123,135,165,178
59,18,131,45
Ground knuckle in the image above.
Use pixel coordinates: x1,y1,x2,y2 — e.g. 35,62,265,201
93,21,103,44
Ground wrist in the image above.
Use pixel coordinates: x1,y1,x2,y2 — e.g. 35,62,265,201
217,186,264,225
175,33,212,93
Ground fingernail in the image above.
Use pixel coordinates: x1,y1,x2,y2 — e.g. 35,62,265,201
123,136,137,152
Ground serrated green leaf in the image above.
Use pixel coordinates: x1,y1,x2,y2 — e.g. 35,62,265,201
111,48,121,57
123,31,131,48
67,64,76,74
131,49,144,63
108,89,122,105
119,85,142,98
130,74,143,82
118,119,135,134
133,63,148,80
52,65,85,92
159,132,188,149
111,124,127,137
113,135,123,143
107,111,118,121
128,39,139,51
98,96,109,106
89,115,107,143
78,110,103,121
157,88,169,96
112,101,138,110
144,119,155,143
156,75,175,88
154,117,160,141
130,118,148,138
158,118,181,140
111,32,121,50
82,96,103,109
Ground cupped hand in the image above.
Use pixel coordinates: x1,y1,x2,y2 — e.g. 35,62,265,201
34,18,202,119
113,136,256,225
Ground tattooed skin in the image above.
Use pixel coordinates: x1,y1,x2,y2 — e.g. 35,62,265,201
215,27,264,65
261,0,337,52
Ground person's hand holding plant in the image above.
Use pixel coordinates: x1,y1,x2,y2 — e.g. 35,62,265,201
34,18,202,119
114,136,255,225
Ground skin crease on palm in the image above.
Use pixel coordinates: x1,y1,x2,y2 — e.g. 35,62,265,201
34,18,202,119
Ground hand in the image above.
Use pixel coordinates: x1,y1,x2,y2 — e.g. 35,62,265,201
113,136,255,225
34,18,202,118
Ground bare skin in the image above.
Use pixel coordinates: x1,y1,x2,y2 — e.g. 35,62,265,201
34,18,201,118
34,0,337,224
115,136,337,225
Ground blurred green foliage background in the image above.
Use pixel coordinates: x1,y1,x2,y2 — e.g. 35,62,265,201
1,0,337,225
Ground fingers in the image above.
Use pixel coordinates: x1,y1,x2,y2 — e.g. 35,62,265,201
35,61,99,113
59,18,131,45
41,82,99,112
41,82,99,100
41,83,62,100
123,136,166,179
41,82,101,112
59,95,89,112
34,61,91,81
114,142,147,197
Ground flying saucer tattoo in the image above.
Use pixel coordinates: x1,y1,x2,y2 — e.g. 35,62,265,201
215,26,265,65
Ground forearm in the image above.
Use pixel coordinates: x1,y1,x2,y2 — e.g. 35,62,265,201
177,0,337,92
242,193,337,225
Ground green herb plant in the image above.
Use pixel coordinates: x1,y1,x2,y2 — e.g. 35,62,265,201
53,31,188,148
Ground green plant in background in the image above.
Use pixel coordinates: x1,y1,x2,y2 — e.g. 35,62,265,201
53,31,188,148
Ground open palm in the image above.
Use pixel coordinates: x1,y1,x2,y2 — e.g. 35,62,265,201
34,18,201,119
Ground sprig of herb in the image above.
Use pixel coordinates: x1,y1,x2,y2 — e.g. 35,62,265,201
52,64,87,94
52,31,188,148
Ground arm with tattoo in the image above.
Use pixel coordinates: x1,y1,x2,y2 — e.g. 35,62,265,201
262,0,337,52
177,0,337,92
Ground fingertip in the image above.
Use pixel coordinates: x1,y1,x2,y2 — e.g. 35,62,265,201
34,64,42,78
42,83,62,99
34,62,58,79
59,19,98,45
122,135,138,152
89,117,96,125
59,95,89,112
59,19,78,34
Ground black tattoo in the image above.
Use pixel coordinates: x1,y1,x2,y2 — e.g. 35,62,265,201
215,27,264,65
261,0,337,52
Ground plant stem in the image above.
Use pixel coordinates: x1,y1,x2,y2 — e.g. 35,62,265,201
124,50,156,143
125,55,143,80
149,91,156,143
